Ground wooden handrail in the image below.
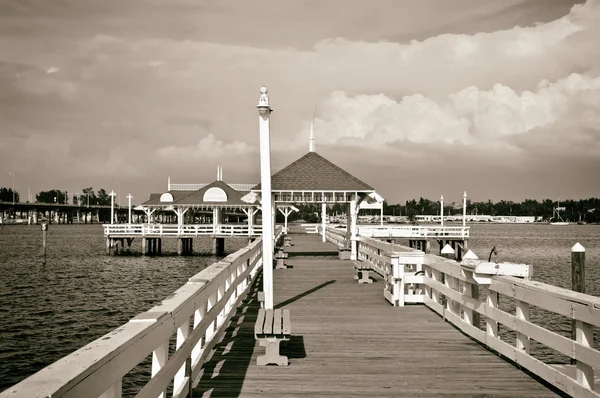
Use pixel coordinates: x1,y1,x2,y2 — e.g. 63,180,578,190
422,255,600,398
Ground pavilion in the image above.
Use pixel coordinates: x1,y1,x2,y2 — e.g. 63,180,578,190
250,149,383,260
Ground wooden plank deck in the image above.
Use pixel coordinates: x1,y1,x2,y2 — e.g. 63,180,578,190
193,233,561,398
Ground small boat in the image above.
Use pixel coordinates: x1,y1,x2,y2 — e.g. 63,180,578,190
550,199,570,225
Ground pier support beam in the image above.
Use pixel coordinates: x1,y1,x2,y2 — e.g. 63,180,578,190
213,237,225,256
177,238,183,256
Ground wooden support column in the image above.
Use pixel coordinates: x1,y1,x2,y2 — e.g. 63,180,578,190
177,238,183,256
158,238,162,254
142,237,147,255
321,202,327,243
350,197,358,260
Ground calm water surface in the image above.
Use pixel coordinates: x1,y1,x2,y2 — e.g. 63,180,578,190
0,223,598,393
0,224,246,393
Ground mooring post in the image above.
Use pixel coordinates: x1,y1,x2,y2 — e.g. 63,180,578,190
41,221,48,265
571,242,586,365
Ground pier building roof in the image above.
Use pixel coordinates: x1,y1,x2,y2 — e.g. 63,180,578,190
252,151,374,192
141,181,257,209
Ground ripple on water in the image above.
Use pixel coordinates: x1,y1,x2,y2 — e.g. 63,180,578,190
0,224,244,395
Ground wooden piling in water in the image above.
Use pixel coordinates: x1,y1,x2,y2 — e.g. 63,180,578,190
571,242,586,367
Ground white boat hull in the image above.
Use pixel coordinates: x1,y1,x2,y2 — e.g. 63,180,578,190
550,222,570,226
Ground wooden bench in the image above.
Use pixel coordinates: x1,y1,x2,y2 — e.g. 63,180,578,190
254,308,291,366
275,248,289,269
353,260,372,284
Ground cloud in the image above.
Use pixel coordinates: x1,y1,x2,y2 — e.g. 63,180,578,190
156,133,256,161
303,73,600,151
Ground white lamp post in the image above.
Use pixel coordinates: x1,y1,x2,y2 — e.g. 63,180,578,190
257,86,274,310
109,190,116,224
463,191,467,227
440,195,444,227
127,193,133,224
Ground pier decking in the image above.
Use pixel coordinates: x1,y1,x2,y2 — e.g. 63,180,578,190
193,233,559,398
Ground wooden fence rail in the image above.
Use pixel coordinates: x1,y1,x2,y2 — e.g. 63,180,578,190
103,223,263,237
2,228,283,398
423,255,600,398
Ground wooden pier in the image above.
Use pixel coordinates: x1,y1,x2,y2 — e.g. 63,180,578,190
192,232,557,397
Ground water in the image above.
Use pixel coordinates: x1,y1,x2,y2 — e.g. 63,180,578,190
0,223,598,393
0,224,247,393
458,223,600,364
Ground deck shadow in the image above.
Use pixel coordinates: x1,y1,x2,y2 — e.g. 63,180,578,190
192,278,263,398
282,335,306,359
274,280,336,309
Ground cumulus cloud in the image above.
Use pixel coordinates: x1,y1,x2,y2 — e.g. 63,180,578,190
157,133,256,160
304,73,600,151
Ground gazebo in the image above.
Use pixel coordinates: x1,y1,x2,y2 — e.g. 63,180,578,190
251,150,383,260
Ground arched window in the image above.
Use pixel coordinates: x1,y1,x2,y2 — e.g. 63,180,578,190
203,187,227,202
159,192,174,202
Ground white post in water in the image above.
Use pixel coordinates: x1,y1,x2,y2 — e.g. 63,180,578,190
440,195,444,226
109,190,116,224
127,193,133,224
257,86,274,310
462,191,467,227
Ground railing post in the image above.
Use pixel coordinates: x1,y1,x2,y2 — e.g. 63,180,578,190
515,300,530,353
99,380,122,398
174,318,190,396
190,304,206,389
390,255,404,307
576,320,594,389
152,341,169,398
486,290,499,338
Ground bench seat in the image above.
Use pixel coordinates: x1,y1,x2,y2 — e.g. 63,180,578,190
254,308,291,366
275,249,289,269
353,260,372,284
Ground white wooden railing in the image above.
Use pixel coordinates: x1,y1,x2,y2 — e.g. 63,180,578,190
358,225,469,239
325,227,348,249
422,254,600,398
300,223,320,234
3,228,284,398
103,223,263,237
356,237,426,306
324,228,600,397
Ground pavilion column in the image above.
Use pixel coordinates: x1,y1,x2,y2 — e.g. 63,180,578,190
321,202,327,243
212,207,221,234
246,208,255,234
350,198,358,260
271,197,276,244
345,203,352,249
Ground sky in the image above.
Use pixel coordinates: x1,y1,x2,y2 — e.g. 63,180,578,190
0,0,598,205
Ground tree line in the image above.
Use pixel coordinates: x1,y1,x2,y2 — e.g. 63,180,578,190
2,187,599,223
0,187,113,206
282,197,600,224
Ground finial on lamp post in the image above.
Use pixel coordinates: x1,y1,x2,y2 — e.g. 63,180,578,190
257,86,271,114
